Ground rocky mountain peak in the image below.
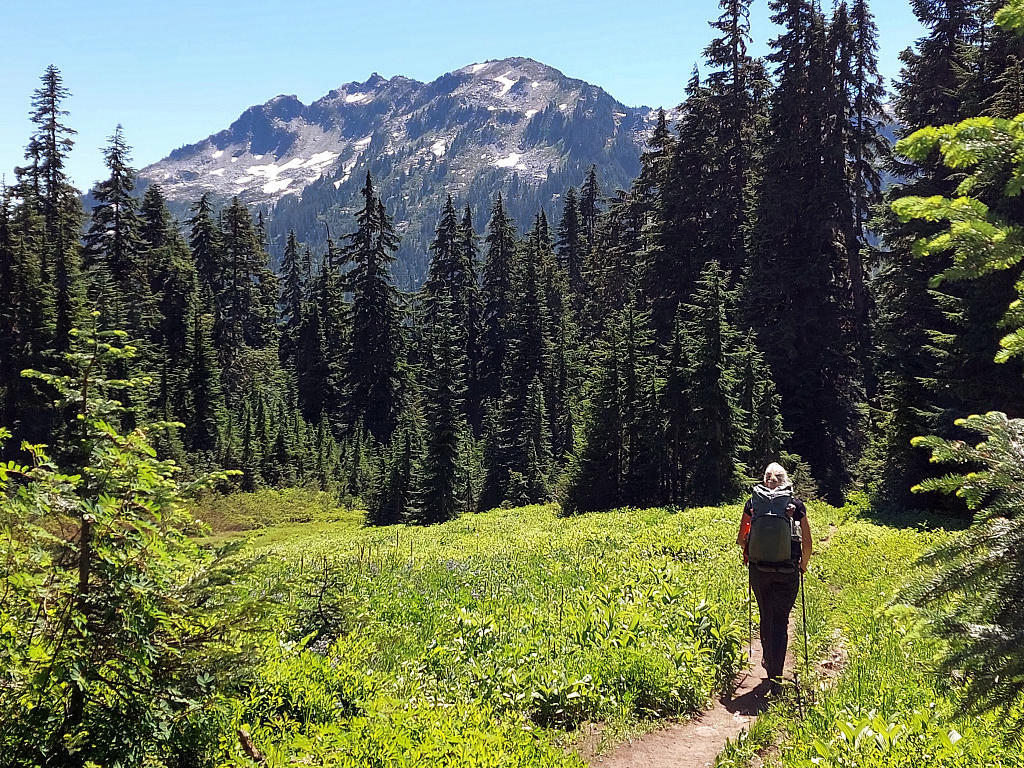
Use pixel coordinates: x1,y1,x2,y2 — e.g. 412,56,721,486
140,58,657,285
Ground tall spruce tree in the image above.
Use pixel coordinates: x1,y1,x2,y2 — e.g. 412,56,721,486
459,204,485,433
579,165,602,253
681,262,746,504
869,0,987,508
479,194,519,408
494,215,553,505
22,65,82,349
413,296,469,524
343,173,403,442
279,230,305,368
701,0,767,286
82,126,150,337
0,188,53,451
650,72,712,342
745,0,863,502
372,401,424,525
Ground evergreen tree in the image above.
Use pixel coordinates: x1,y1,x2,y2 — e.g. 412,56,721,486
745,0,863,502
413,296,469,524
494,216,553,505
0,188,53,450
870,0,987,508
372,403,425,525
578,165,602,253
701,0,767,285
279,229,305,367
343,173,403,442
82,126,150,337
617,301,661,506
556,187,586,322
586,191,645,336
479,194,519,407
187,301,226,455
649,72,711,342
460,204,485,433
187,193,223,307
748,375,789,476
22,65,82,348
563,319,624,514
659,311,691,503
217,197,280,403
683,262,746,504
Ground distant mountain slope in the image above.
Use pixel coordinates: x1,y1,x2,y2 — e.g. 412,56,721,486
139,57,658,286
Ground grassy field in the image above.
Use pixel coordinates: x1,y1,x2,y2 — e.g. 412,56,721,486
192,491,1023,767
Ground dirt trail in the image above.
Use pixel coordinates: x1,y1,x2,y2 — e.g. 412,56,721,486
589,619,795,768
590,525,839,768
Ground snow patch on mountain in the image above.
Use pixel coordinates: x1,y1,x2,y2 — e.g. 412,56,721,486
495,152,522,168
139,57,658,212
493,73,517,96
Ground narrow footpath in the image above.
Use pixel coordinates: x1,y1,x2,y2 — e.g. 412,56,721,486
591,524,838,768
590,621,793,768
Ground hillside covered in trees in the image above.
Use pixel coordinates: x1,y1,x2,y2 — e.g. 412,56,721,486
5,0,1023,517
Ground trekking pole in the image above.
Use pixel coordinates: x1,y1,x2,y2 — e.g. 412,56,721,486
747,574,752,660
800,568,810,676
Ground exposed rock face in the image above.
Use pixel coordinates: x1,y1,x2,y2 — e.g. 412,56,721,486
140,57,660,286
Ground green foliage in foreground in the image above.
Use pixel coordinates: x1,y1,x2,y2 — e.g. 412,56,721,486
718,506,1024,768
905,412,1024,735
0,324,251,767
222,504,748,765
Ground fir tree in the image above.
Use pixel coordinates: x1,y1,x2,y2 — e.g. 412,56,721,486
23,65,82,348
870,0,988,508
479,194,519,407
0,188,53,450
82,126,150,337
556,186,586,310
701,0,765,285
460,204,485,433
649,72,711,342
188,193,223,307
745,0,863,502
683,262,745,504
186,301,225,455
280,229,305,367
578,165,602,253
659,311,691,503
372,403,425,525
343,173,403,442
562,319,624,514
413,296,469,524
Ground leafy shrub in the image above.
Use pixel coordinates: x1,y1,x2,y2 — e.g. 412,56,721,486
0,324,245,767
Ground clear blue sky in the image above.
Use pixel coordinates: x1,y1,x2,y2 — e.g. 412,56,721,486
2,0,923,192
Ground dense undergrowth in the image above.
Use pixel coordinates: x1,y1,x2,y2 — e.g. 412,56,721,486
719,504,1024,768
202,496,749,766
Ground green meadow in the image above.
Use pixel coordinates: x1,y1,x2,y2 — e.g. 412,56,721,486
188,491,1023,766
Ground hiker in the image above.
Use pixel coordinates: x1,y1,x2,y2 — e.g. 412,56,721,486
737,462,812,693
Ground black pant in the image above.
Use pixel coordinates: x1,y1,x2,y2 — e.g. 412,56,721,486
749,564,799,681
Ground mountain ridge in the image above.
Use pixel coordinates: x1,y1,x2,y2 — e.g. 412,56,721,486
139,57,661,285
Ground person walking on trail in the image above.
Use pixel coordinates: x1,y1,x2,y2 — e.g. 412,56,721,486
737,462,812,694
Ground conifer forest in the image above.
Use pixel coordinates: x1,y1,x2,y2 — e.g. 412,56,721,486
5,0,1024,765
